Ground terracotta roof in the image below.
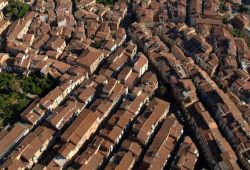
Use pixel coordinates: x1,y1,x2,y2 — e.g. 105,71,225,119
0,124,27,157
133,53,148,73
116,152,136,170
61,109,101,143
77,86,96,103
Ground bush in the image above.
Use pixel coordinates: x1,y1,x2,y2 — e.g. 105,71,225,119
231,28,244,38
222,16,229,24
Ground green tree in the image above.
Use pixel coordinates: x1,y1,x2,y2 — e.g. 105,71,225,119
4,0,30,19
17,3,29,18
0,73,57,128
96,0,114,6
219,0,228,12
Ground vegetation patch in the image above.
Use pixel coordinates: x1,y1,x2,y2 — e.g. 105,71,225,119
231,28,250,49
0,73,57,128
4,0,30,19
222,16,229,24
239,4,250,15
219,0,229,13
96,0,115,6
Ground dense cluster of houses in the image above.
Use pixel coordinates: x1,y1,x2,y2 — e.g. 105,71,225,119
0,0,201,170
0,0,249,169
129,0,250,169
129,21,241,170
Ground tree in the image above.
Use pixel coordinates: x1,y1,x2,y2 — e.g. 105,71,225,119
17,3,29,18
4,0,30,19
219,0,229,12
96,0,114,6
0,73,57,128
